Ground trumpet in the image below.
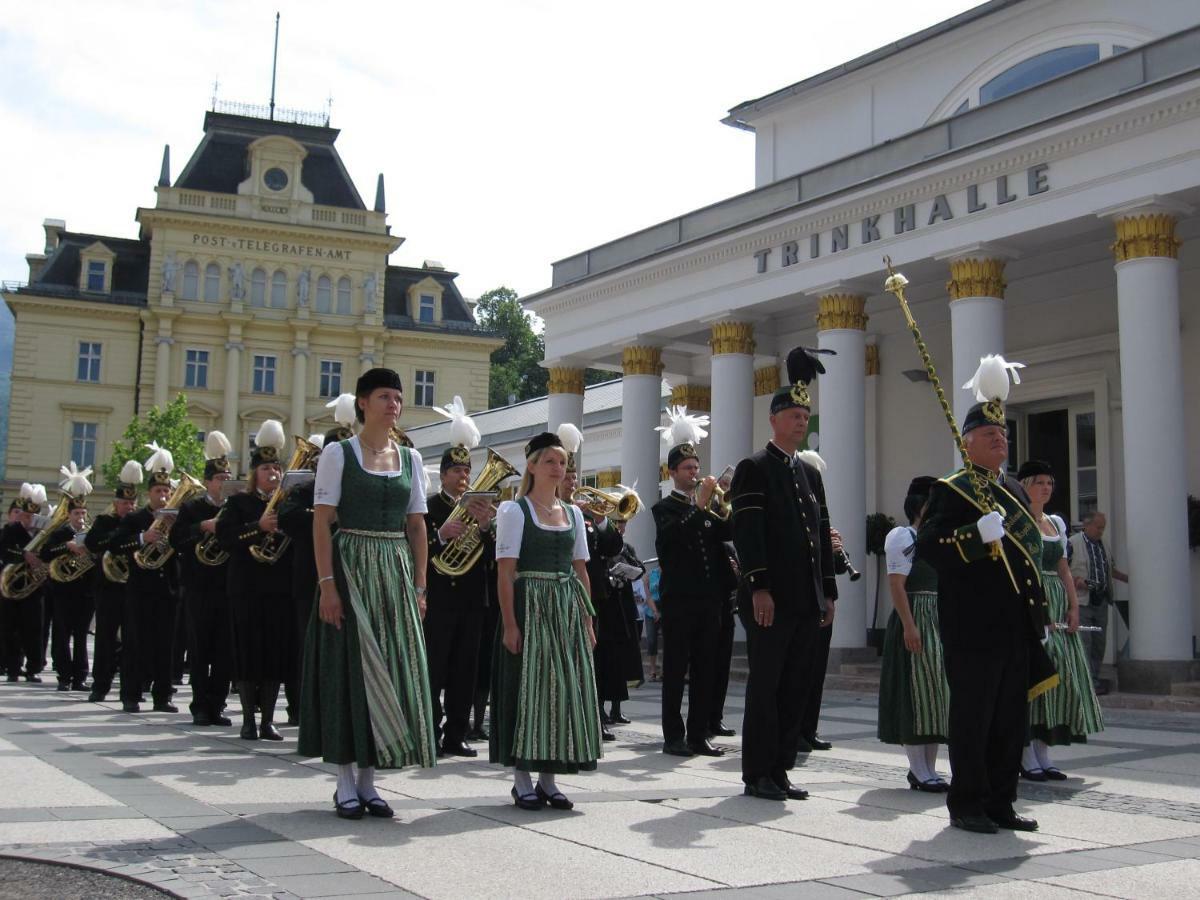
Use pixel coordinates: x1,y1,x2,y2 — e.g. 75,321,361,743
574,485,641,522
134,474,205,570
249,435,322,565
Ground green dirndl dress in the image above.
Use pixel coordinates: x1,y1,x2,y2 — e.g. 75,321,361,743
1029,525,1103,745
297,441,437,769
489,499,602,774
877,546,950,745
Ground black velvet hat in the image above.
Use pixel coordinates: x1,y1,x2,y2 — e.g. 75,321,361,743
667,443,699,471
323,424,355,447
354,368,404,423
906,475,938,498
524,432,563,458
962,400,1008,435
770,347,835,414
441,445,472,473
1017,459,1054,481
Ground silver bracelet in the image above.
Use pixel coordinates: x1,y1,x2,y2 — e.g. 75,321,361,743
318,575,334,584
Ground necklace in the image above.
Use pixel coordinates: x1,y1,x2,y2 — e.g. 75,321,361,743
529,495,559,517
359,435,390,455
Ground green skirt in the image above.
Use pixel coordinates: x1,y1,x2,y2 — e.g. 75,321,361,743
297,530,437,769
1029,571,1103,745
877,593,949,745
489,571,602,774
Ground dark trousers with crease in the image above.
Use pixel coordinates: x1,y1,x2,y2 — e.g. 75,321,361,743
709,599,736,730
2,594,44,676
799,621,833,740
50,584,93,684
424,600,484,747
121,579,175,705
660,595,720,745
90,585,123,696
738,599,819,785
184,584,232,717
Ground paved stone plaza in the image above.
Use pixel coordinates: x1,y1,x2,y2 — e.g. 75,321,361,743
2,678,1200,900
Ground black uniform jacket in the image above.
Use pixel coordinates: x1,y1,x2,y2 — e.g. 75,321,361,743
216,492,292,594
84,513,124,588
729,442,837,614
278,481,319,600
652,490,737,604
425,491,493,609
583,513,624,608
112,506,178,591
170,494,227,591
0,522,34,567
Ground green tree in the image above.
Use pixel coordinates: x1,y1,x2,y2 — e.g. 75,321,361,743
101,394,204,489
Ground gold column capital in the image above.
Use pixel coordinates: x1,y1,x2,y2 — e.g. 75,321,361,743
946,257,1006,300
547,366,586,396
622,345,663,377
1111,214,1180,261
709,321,756,355
596,468,622,488
865,344,879,376
815,293,868,331
754,365,781,396
670,384,711,411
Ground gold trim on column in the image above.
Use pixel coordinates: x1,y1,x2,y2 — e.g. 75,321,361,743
659,463,669,482
670,384,711,411
815,294,868,331
754,365,780,396
622,346,663,376
1112,214,1180,261
547,366,586,396
865,344,879,376
709,322,756,355
596,468,622,488
947,258,1006,300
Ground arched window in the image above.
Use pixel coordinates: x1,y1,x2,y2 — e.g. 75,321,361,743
336,277,352,315
316,275,332,313
180,261,199,300
270,270,287,308
250,268,267,307
203,263,221,302
979,44,1100,105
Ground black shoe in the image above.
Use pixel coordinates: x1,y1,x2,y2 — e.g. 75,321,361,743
1019,766,1047,782
441,741,478,758
610,713,631,725
259,723,283,741
951,815,999,834
72,681,87,692
511,786,543,811
794,735,813,753
286,714,300,726
1043,767,1068,781
906,771,950,793
57,681,71,692
334,791,364,820
687,739,725,757
601,728,616,742
240,722,258,740
536,784,574,810
663,739,694,758
599,710,613,726
466,726,489,742
153,702,178,713
5,675,18,683
1094,680,1111,696
435,746,448,759
709,721,736,737
122,702,141,713
25,674,42,683
87,690,105,702
988,812,1039,832
360,795,394,818
805,734,833,751
775,778,809,800
211,713,233,727
743,776,787,801
192,712,213,727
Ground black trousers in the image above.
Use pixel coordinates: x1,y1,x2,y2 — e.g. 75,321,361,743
91,584,123,695
424,600,485,746
474,602,500,727
738,601,819,785
184,583,232,717
121,577,176,705
709,599,736,729
943,637,1029,819
286,583,314,720
50,583,93,685
171,592,187,682
661,596,720,744
1,593,44,676
800,620,833,740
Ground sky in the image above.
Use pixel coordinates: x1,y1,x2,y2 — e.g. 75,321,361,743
0,0,978,301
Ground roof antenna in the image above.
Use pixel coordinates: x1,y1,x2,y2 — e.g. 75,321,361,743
268,12,280,121
325,92,333,127
211,76,220,111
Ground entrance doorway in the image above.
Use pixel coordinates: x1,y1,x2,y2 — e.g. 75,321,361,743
1008,399,1098,526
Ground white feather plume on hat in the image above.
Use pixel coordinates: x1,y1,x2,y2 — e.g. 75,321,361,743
326,393,357,428
204,430,232,460
29,484,47,508
423,464,439,496
963,354,1025,403
58,461,94,498
119,460,145,485
308,434,326,450
143,441,174,474
556,423,583,454
434,396,481,450
797,450,826,473
655,406,710,446
255,419,286,452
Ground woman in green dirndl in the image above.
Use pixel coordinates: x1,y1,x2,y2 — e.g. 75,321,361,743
491,427,601,811
878,476,950,792
299,368,436,820
1018,460,1103,782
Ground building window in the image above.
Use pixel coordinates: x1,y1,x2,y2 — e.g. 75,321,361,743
316,275,332,313
203,263,221,302
414,370,435,407
86,260,106,292
195,430,206,445
181,260,199,300
270,270,287,308
76,342,101,382
418,294,436,324
979,44,1100,105
184,349,209,389
319,360,343,398
336,276,352,315
71,422,98,469
251,268,266,307
1076,411,1098,519
252,355,276,394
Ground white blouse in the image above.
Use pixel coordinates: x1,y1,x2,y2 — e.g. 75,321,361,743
495,499,589,561
313,437,427,514
883,525,917,577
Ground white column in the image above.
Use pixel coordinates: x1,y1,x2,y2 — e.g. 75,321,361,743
947,257,1007,427
547,366,586,473
620,347,663,555
291,347,308,438
817,294,867,649
223,336,242,459
153,334,173,409
709,323,755,474
1112,213,1192,663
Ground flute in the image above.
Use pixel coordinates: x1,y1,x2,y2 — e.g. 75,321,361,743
1053,623,1103,632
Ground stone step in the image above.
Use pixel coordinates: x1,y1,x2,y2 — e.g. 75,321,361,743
1098,691,1200,712
839,662,883,676
1169,681,1200,697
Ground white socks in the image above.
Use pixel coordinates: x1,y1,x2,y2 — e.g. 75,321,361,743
905,745,933,782
1021,745,1043,772
924,742,945,781
336,764,358,805
513,769,534,797
357,766,379,802
537,772,559,797
1032,739,1053,771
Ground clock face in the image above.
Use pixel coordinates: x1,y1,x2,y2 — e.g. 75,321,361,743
263,167,289,191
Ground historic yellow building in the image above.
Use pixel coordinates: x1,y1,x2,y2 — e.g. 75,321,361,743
2,109,498,496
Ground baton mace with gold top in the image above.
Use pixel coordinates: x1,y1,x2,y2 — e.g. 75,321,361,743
882,256,1018,592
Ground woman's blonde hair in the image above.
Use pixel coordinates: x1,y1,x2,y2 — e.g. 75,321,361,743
516,446,567,500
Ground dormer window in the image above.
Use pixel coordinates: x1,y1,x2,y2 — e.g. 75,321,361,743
78,241,115,293
407,276,444,325
419,294,435,324
86,260,106,292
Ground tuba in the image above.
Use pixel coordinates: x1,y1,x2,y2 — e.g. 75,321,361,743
431,448,517,577
134,474,206,570
0,500,72,600
48,513,94,583
248,435,322,565
101,550,129,584
573,485,642,523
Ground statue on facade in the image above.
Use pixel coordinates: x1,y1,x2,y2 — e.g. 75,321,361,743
161,252,178,293
229,261,245,301
363,272,378,313
298,268,311,307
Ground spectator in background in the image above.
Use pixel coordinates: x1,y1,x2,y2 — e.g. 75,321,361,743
645,568,662,681
1068,511,1129,695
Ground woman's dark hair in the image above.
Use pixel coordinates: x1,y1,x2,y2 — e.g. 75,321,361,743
354,368,404,423
903,494,928,525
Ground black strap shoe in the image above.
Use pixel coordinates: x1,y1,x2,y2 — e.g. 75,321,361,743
988,812,1039,832
906,771,949,793
662,739,695,757
360,795,394,818
687,739,725,757
535,784,574,810
334,791,364,820
743,777,787,801
511,786,543,811
951,815,999,834
441,741,478,758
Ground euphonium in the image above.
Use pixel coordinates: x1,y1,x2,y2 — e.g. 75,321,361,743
248,435,322,565
431,448,518,577
48,513,94,583
134,474,206,570
573,485,642,522
0,499,72,600
195,528,229,567
101,550,129,584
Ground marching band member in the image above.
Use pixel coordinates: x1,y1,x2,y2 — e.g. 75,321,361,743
1,484,49,682
85,462,142,703
43,463,95,692
169,432,234,727
216,419,293,741
300,368,436,820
